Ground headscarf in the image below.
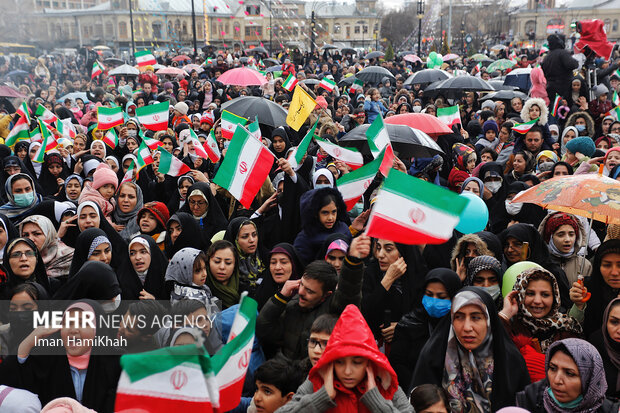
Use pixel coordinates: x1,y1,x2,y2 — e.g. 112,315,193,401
178,182,228,243
20,215,74,278
602,298,620,392
543,338,607,413
224,218,265,291
164,247,203,286
512,268,582,351
27,142,42,177
452,143,476,171
53,261,121,301
205,244,240,309
118,235,168,300
164,212,205,259
312,168,335,188
0,174,42,223
67,228,110,277
112,182,144,241
461,177,485,197
560,126,578,156
0,213,18,263
2,237,50,294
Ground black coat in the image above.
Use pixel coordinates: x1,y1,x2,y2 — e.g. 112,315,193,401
541,34,579,100
516,379,620,413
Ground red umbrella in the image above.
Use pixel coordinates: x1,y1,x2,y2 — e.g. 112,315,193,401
385,113,453,138
0,86,25,98
217,67,267,86
172,55,191,62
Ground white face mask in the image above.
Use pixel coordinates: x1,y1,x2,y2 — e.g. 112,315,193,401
486,181,501,194
505,200,523,216
482,284,501,300
412,106,422,113
102,294,121,313
314,183,332,189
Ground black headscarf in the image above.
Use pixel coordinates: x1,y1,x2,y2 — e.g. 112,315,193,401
178,182,228,245
254,242,304,309
38,153,70,197
2,237,50,295
67,228,111,278
476,231,503,259
164,212,205,259
117,234,168,300
584,240,620,336
53,260,122,301
0,212,18,261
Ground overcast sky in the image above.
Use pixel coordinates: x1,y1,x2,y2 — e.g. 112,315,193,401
379,0,405,10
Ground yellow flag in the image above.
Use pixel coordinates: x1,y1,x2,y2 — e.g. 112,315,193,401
286,85,317,131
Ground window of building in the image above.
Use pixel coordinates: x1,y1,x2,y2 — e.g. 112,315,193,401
334,23,341,33
95,23,103,37
182,21,188,35
346,24,350,38
105,22,114,37
246,5,260,15
614,19,619,32
354,26,360,34
211,22,217,34
152,22,162,39
119,22,127,38
142,21,149,37
605,18,611,33
363,25,368,34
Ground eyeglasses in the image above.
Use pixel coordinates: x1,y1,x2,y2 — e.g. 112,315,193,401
307,338,329,350
189,200,207,207
9,250,36,259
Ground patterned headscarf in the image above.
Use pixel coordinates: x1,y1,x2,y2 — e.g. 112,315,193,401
452,143,476,171
513,268,582,351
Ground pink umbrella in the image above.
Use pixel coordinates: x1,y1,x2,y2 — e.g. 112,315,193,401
183,64,204,74
443,53,460,61
385,113,453,138
172,55,191,62
403,54,421,63
0,86,25,98
156,67,187,77
217,67,267,86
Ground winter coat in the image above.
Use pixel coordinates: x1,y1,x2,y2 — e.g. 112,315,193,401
541,34,579,99
529,67,549,106
363,100,388,123
516,379,620,413
565,110,596,137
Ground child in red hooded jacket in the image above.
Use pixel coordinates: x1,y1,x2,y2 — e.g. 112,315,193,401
275,304,412,413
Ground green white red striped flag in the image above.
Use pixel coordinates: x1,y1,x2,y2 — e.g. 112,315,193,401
204,131,221,163
188,129,211,160
213,124,274,208
135,50,157,67
315,137,364,170
16,101,31,125
57,118,77,139
319,77,336,92
35,103,58,125
97,106,123,130
512,117,539,134
336,150,385,210
221,110,248,140
157,147,191,177
29,125,41,142
436,105,462,128
136,140,154,171
607,106,620,122
91,61,104,78
136,101,169,131
366,115,391,158
613,91,620,107
349,79,363,94
294,118,319,165
5,116,30,147
282,73,298,91
120,159,136,186
247,118,262,140
140,131,164,150
551,95,562,117
366,169,469,244
33,120,57,163
102,128,118,149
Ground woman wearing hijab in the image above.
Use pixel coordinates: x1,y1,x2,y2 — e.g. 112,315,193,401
38,153,69,197
23,142,42,178
501,268,582,383
268,127,292,178
0,238,51,298
254,243,304,310
67,228,113,278
0,156,40,204
389,268,462,390
164,212,205,259
165,247,214,306
0,213,18,266
20,215,74,280
53,262,122,307
479,162,509,232
205,240,241,309
223,218,267,298
111,182,144,241
166,175,194,215
117,235,168,300
312,168,335,189
411,287,530,412
58,174,84,204
178,182,228,246
465,255,504,309
461,177,485,198
516,338,619,413
0,174,43,224
493,181,546,233
591,298,620,398
136,201,169,250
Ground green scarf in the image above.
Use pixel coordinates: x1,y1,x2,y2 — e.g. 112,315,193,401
206,268,240,309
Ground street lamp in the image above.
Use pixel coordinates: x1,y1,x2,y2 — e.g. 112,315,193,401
190,0,197,58
417,0,424,57
129,0,136,59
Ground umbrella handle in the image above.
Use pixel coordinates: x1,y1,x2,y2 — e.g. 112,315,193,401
578,275,591,303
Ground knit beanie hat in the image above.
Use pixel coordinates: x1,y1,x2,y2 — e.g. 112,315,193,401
137,201,170,229
483,120,499,135
542,212,579,242
565,136,596,157
92,163,118,190
201,111,215,126
605,146,620,164
174,102,189,116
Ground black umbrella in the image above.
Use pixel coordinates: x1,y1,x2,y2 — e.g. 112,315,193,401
488,80,517,91
6,70,29,78
263,58,280,66
365,51,385,60
341,47,357,55
220,96,287,128
432,76,494,92
239,57,249,64
398,50,416,56
322,43,339,50
355,66,395,85
338,76,357,87
404,69,450,85
339,124,444,159
247,47,268,55
104,57,124,66
301,79,320,85
265,66,282,73
479,90,528,101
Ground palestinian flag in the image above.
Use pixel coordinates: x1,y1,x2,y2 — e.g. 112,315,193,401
33,120,57,163
204,130,221,163
319,77,337,92
315,137,364,170
606,106,620,122
221,110,248,140
136,101,169,131
366,169,468,245
512,117,539,134
436,105,462,128
16,101,31,125
136,140,154,170
97,106,123,130
91,61,104,78
366,115,391,158
294,118,319,165
103,129,119,149
35,104,58,125
336,150,385,210
115,345,217,412
282,73,298,91
120,160,136,186
5,116,30,148
247,119,261,140
551,95,562,117
157,147,191,177
213,124,274,208
135,50,157,67
613,91,620,107
349,79,363,94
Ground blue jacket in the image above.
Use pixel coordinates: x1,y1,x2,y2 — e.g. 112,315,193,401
363,99,388,123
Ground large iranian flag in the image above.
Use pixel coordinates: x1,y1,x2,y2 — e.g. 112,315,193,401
436,105,462,128
35,104,58,125
366,115,390,158
135,50,157,67
97,106,123,130
213,124,274,208
221,110,248,140
366,169,469,244
315,137,363,170
157,147,191,177
5,116,30,147
136,101,169,131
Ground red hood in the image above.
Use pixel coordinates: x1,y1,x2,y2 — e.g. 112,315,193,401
308,305,398,399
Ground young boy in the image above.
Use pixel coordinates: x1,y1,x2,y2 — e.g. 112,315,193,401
306,314,339,369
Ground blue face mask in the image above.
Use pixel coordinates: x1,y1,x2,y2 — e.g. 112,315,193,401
575,124,586,133
422,295,452,318
314,183,332,189
13,191,34,207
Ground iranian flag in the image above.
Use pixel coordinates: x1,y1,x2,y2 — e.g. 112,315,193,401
319,77,336,92
213,124,274,208
29,125,41,143
135,50,157,67
97,106,123,130
551,95,562,117
120,160,136,186
103,129,119,149
204,131,221,163
315,137,364,170
247,119,261,140
136,101,169,131
140,131,164,150
294,118,319,165
349,79,363,94
436,105,462,128
5,116,30,147
366,169,469,245
607,106,620,122
221,110,248,140
512,117,539,134
614,91,620,107
91,61,104,78
115,344,218,413
16,101,31,125
336,153,384,210
282,73,298,91
366,115,391,158
136,140,154,170
33,120,57,163
157,147,191,177
35,104,58,125
188,130,210,160
473,62,482,74
57,118,77,139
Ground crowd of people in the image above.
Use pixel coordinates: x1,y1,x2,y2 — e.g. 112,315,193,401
0,30,618,412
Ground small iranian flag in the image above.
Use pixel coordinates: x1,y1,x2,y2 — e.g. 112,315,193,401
366,115,391,158
29,125,41,143
282,73,298,91
615,69,620,79
97,106,123,130
204,130,221,163
319,77,337,92
136,101,169,131
135,50,157,67
337,152,384,210
33,120,57,163
294,118,319,165
512,117,539,134
315,137,364,170
473,62,482,73
91,61,104,78
221,110,248,140
551,95,562,117
539,43,549,55
5,116,30,147
140,131,164,150
247,119,262,140
607,106,620,122
58,118,77,138
103,129,119,149
35,104,58,125
213,124,274,208
366,169,469,245
120,160,136,186
16,101,31,125
349,79,364,94
613,91,620,107
157,147,191,177
436,105,462,128
136,140,154,170
188,130,211,160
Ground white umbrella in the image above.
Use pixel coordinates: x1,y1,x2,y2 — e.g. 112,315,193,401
109,64,140,76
